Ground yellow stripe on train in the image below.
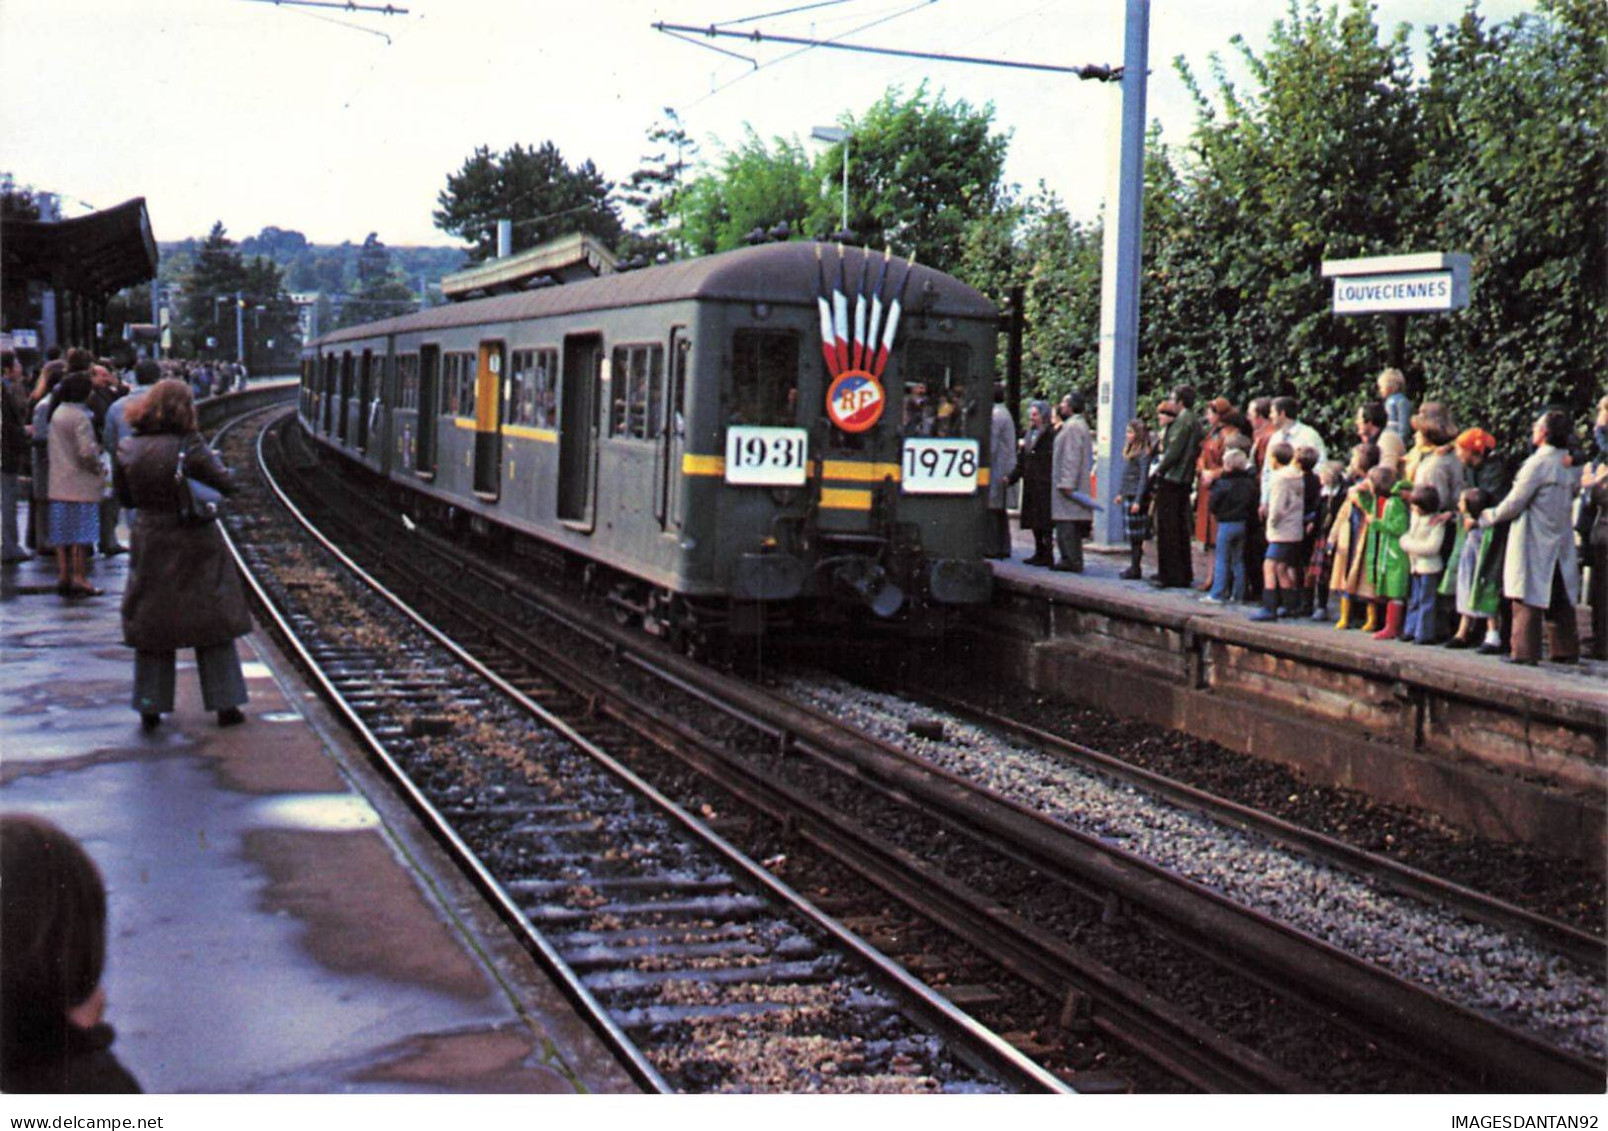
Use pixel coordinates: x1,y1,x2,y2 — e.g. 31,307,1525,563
819,488,873,511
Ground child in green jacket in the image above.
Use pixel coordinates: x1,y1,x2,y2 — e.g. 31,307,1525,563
1361,468,1411,640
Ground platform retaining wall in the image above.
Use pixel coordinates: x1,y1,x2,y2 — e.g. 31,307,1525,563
970,578,1607,868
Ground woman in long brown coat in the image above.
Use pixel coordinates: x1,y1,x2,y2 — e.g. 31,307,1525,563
113,379,252,730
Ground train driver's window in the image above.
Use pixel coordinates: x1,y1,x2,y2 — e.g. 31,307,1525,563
900,340,972,438
730,330,797,427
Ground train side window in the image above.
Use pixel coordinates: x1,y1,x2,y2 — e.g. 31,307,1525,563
397,354,419,410
508,348,557,428
535,349,557,427
458,352,477,419
671,338,689,436
509,350,530,425
439,352,475,418
609,344,664,440
731,330,797,427
900,340,972,438
441,354,459,416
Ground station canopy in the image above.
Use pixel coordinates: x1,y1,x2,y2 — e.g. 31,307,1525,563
3,197,158,299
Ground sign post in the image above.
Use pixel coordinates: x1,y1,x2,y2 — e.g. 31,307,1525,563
1321,252,1470,384
1321,253,1471,316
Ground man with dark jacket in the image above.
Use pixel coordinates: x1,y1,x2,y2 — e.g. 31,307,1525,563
86,366,128,556
1152,385,1201,588
1,350,31,563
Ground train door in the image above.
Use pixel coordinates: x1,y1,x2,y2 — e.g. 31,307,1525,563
416,344,440,477
357,349,373,452
337,352,353,443
320,354,335,434
472,339,505,500
657,328,688,529
557,332,602,528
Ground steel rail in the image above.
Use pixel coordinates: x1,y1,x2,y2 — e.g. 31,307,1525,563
736,683,1607,1093
246,412,1070,1096
270,426,1300,1090
912,686,1606,969
213,409,671,1094
339,524,1303,1091
286,420,1604,1093
399,519,1604,1092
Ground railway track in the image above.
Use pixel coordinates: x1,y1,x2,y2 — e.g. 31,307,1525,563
229,407,1604,1093
213,407,1066,1096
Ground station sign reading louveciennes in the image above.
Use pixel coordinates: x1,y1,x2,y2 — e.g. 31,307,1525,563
1321,253,1471,316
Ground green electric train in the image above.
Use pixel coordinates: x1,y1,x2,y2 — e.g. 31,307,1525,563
298,240,1000,639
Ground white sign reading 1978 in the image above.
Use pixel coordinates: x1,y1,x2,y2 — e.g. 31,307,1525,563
724,426,809,486
901,438,980,495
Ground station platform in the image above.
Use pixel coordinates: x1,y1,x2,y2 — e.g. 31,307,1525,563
0,551,636,1095
973,529,1607,866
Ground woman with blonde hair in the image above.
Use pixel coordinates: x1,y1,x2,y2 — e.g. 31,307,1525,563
1377,367,1410,438
114,379,252,729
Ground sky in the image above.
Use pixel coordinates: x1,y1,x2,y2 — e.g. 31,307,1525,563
0,0,1536,250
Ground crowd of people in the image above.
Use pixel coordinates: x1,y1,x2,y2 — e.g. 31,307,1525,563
997,369,1607,667
1,345,253,728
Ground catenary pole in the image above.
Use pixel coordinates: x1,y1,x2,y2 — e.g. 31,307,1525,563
235,289,245,364
1093,0,1149,547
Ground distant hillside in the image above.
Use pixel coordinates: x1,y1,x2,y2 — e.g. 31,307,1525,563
158,226,467,296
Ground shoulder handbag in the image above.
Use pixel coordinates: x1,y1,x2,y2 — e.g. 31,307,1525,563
173,437,221,527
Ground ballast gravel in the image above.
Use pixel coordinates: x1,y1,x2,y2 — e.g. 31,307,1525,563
780,674,1606,1061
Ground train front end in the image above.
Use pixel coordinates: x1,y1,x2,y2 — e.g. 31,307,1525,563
695,243,998,630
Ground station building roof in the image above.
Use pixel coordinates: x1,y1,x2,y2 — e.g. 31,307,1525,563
314,241,998,347
2,197,159,298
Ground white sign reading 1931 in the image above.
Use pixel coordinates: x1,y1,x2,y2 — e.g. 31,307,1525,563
724,426,809,486
901,437,980,495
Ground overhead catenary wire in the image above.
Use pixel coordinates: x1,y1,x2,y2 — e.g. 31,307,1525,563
713,0,853,27
655,19,1120,79
238,0,409,14
671,0,939,113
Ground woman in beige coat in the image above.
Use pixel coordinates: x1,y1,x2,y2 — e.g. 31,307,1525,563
46,373,104,597
1480,410,1581,664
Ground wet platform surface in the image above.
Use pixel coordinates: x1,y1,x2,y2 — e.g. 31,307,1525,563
1,551,636,1094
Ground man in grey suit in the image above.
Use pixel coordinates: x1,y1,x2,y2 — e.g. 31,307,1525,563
986,383,1017,559
1052,392,1093,573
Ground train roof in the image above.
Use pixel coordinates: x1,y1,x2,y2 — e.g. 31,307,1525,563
312,241,998,348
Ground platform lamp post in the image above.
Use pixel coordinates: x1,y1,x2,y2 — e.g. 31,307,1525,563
810,126,851,237
1091,0,1150,548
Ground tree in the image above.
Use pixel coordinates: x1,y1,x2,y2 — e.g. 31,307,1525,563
1145,0,1603,444
433,141,624,262
1158,0,1423,438
1403,0,1606,443
178,222,247,357
619,111,700,261
806,84,1011,274
334,232,419,329
674,128,814,255
241,256,304,371
1,172,42,221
